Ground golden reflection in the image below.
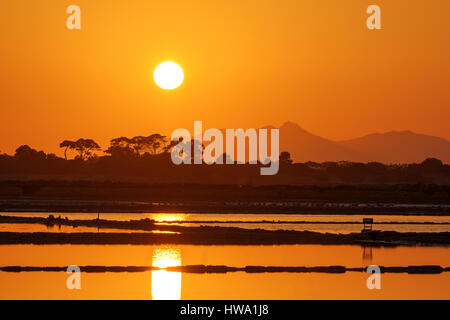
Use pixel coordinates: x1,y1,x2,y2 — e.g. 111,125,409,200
152,214,186,223
151,247,182,300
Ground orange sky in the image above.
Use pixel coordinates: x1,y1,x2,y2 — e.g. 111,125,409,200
1,0,449,156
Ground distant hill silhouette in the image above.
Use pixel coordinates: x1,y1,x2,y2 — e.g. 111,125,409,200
339,131,450,164
276,122,450,164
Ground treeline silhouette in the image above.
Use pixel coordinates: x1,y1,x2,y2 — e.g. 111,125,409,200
0,133,450,185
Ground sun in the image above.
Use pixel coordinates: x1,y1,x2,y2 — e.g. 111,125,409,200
153,61,184,90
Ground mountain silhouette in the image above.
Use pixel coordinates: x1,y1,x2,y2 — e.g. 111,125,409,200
275,122,450,164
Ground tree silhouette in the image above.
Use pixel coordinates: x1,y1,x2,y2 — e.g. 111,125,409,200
105,134,169,158
73,139,101,160
162,140,179,154
145,134,168,155
129,136,148,155
15,145,34,157
104,145,135,158
60,139,101,160
109,137,132,149
130,134,168,155
280,151,293,165
104,137,136,158
14,145,46,160
59,140,76,160
422,158,443,168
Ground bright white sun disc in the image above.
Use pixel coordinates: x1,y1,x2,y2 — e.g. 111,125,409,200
153,61,184,90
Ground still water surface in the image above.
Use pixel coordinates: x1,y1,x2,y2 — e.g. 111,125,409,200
0,244,449,299
2,212,450,299
3,212,450,233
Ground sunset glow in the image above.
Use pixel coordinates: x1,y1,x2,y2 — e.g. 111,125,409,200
0,0,449,304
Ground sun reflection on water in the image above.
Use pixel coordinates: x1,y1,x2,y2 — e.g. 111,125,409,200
151,247,182,300
152,214,186,224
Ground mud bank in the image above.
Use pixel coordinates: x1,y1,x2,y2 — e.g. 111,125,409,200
1,264,448,274
0,227,450,246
